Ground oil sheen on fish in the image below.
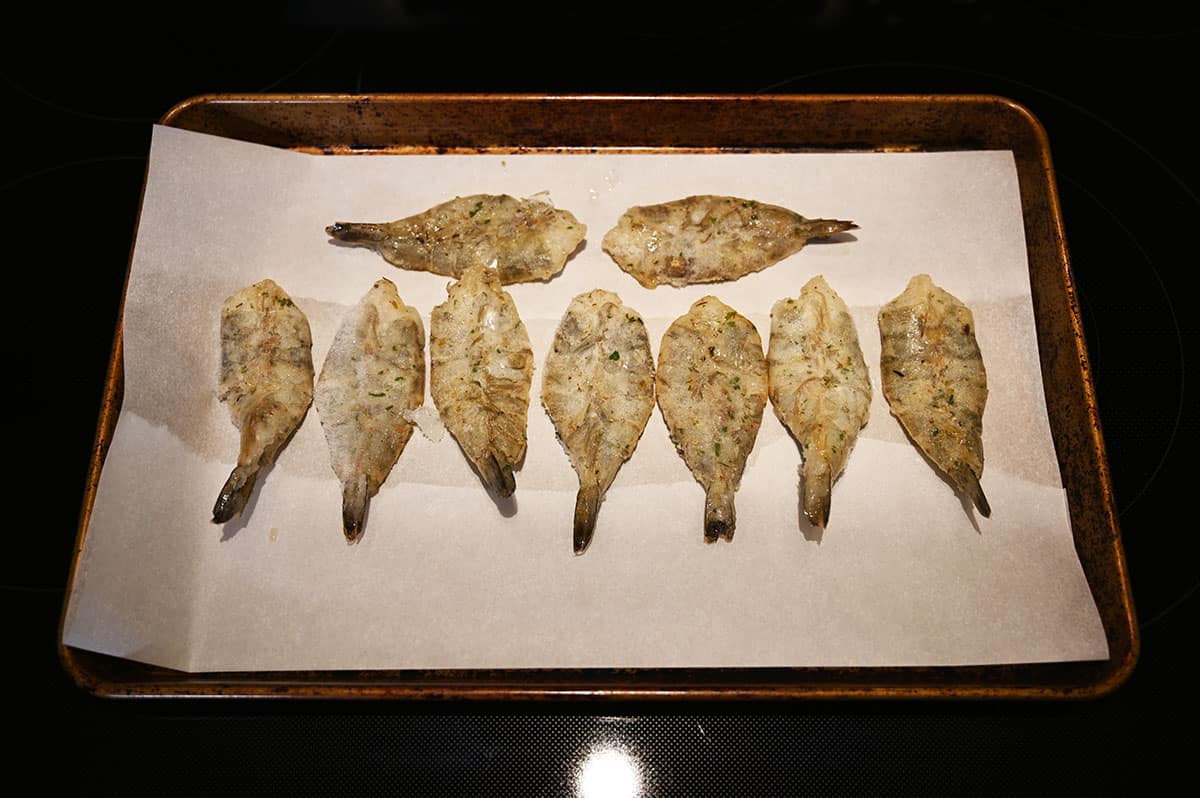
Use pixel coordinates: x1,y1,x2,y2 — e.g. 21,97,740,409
213,279,314,524
602,195,857,288
430,262,533,497
314,279,425,542
542,290,655,555
326,193,586,285
656,296,768,542
879,274,990,516
767,276,872,528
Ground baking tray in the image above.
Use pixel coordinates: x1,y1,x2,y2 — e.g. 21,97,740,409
59,93,1137,700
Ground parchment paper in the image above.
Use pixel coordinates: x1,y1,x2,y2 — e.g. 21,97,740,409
62,125,1109,672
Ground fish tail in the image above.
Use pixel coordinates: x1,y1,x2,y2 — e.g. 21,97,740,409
326,222,389,243
802,460,832,529
703,485,736,543
573,483,601,555
212,464,258,524
341,475,369,542
480,453,517,498
800,218,858,238
967,474,991,518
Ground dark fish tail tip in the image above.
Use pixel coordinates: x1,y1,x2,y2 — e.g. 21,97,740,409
342,478,369,542
326,222,387,243
212,467,254,524
803,468,832,529
483,454,517,498
212,503,244,525
211,500,235,525
573,485,600,555
704,489,736,542
804,505,829,530
703,519,734,542
966,473,990,518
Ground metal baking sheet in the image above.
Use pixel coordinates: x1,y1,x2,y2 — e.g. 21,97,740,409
59,94,1137,699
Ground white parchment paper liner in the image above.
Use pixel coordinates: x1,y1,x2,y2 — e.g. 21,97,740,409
63,126,1108,672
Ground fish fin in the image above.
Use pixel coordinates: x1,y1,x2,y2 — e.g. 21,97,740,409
802,463,832,529
341,475,369,542
212,464,257,524
703,486,736,543
326,222,388,243
480,453,516,498
573,483,601,555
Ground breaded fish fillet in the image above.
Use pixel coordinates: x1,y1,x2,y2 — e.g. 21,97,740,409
602,195,855,288
213,279,313,523
657,296,768,541
430,263,533,497
315,279,425,541
767,276,871,528
542,290,655,554
327,193,586,284
879,274,990,516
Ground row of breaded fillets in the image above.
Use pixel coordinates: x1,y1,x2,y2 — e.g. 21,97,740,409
212,269,989,554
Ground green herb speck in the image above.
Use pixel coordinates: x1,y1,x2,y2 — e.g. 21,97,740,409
609,351,620,361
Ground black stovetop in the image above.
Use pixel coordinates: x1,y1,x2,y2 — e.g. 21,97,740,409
6,2,1195,791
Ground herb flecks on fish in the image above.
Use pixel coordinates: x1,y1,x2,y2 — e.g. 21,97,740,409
327,193,586,285
213,280,314,524
656,296,768,542
768,275,872,529
315,278,426,542
430,262,533,499
879,274,990,517
542,290,656,555
602,195,855,288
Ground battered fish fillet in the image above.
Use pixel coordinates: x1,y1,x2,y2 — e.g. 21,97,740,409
768,276,872,529
315,279,425,542
430,263,533,497
879,274,990,516
657,297,768,542
602,195,856,288
213,279,314,523
327,193,586,285
542,290,655,554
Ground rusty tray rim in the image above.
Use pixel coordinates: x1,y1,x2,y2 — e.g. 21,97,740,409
59,92,1138,701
